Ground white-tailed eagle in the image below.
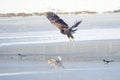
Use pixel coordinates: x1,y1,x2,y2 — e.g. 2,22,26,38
46,12,82,40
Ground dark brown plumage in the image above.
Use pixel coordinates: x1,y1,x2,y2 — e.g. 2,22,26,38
46,12,82,40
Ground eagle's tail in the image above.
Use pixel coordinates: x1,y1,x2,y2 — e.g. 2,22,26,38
70,29,77,34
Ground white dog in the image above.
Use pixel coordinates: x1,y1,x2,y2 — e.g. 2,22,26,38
48,56,64,70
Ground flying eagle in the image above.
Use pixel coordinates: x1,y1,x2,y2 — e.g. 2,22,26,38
45,12,82,41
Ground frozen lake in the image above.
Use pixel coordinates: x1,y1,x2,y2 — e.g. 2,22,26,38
0,13,120,80
0,13,120,56
0,60,120,80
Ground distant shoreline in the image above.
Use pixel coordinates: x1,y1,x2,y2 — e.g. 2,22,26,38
0,9,120,17
0,11,97,17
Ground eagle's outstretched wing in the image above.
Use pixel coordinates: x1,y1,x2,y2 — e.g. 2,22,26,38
46,12,69,30
72,20,82,28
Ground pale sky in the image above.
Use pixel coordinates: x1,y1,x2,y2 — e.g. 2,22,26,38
0,0,120,13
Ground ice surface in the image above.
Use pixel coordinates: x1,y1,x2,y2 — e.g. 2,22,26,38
0,60,120,80
0,28,120,46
